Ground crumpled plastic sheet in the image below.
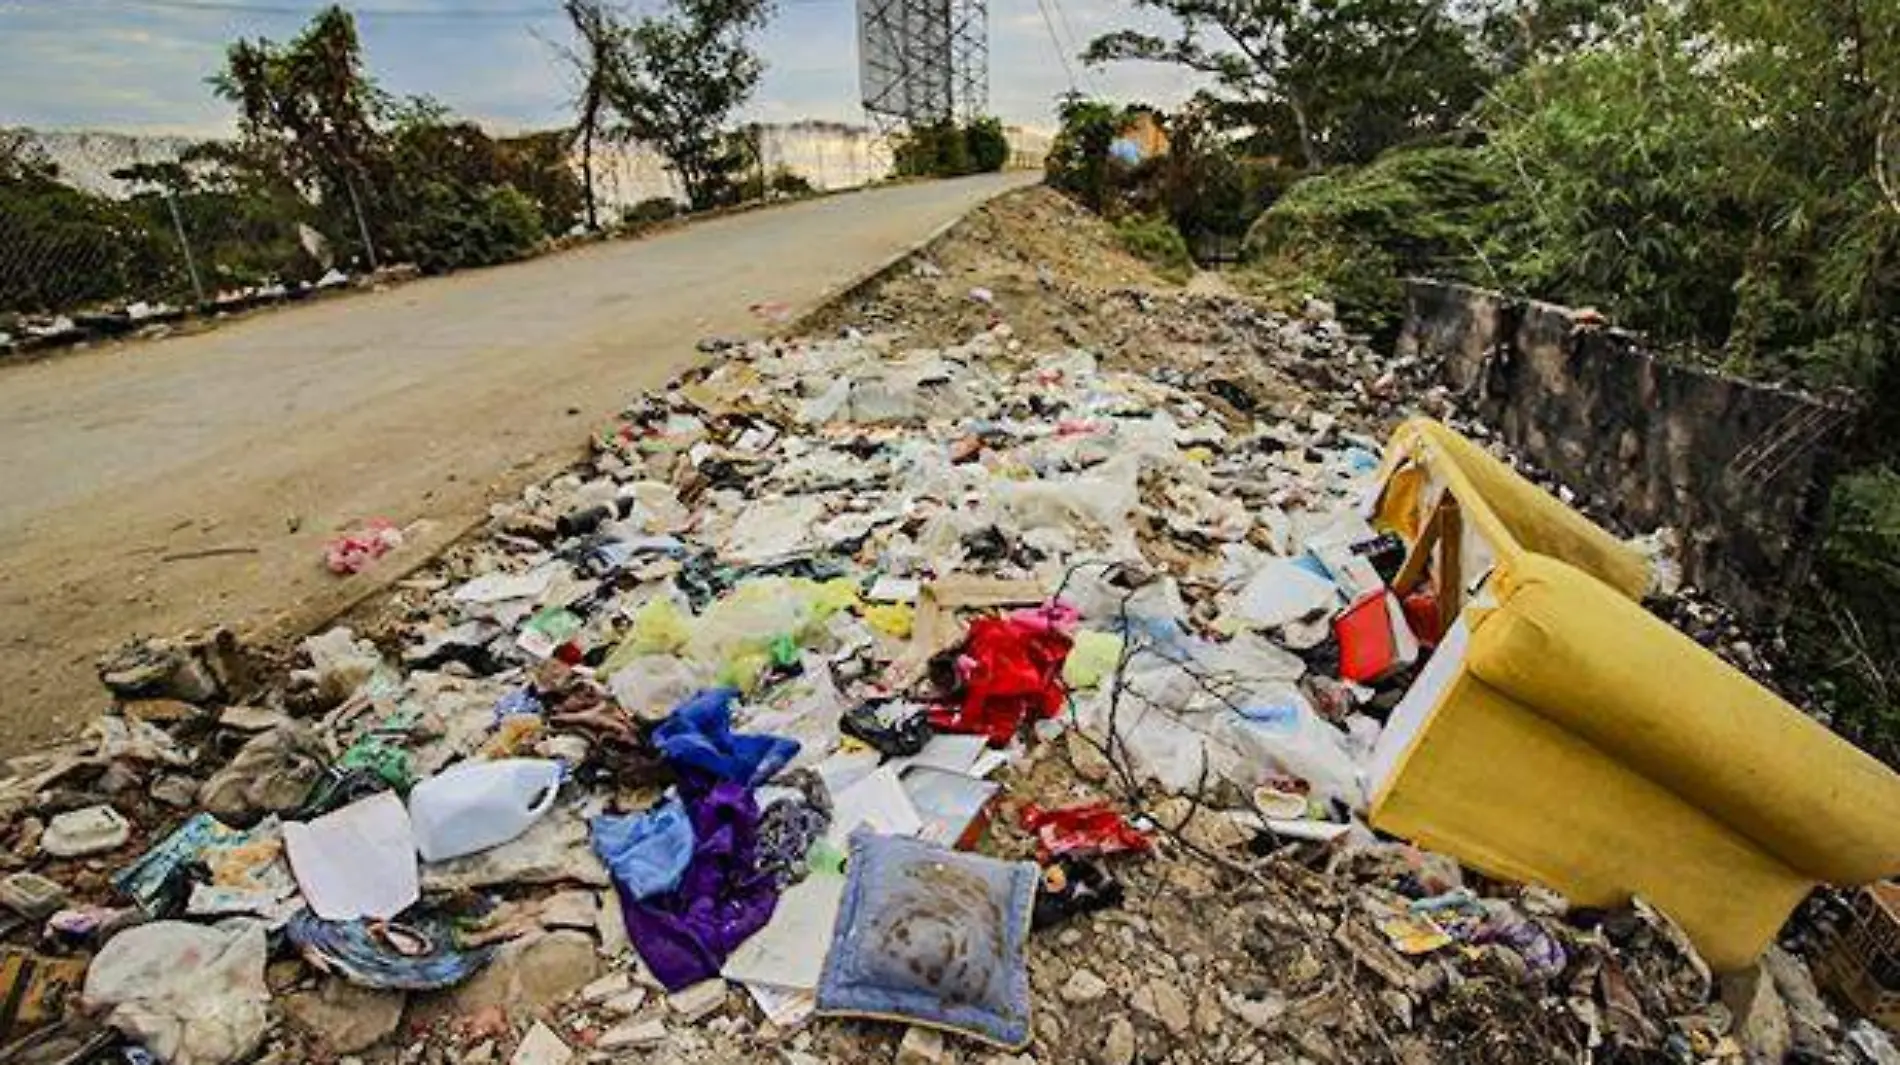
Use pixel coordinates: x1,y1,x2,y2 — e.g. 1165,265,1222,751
1073,638,1365,807
82,920,271,1065
286,908,494,991
617,780,779,991
653,688,800,787
932,605,1075,747
1018,802,1153,860
591,794,696,901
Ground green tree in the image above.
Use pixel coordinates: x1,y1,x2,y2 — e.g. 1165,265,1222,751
555,0,624,230
213,5,388,258
602,0,774,211
965,117,1010,173
1044,98,1128,212
1083,0,1491,168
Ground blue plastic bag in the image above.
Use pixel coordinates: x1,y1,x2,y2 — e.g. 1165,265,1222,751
591,794,696,901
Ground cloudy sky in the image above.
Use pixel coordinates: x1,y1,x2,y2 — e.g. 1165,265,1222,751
0,0,1198,136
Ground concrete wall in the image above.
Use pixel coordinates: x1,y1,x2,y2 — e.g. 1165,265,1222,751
1397,279,1856,619
13,122,1052,209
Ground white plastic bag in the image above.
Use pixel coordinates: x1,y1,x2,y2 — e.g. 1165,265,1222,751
84,920,270,1065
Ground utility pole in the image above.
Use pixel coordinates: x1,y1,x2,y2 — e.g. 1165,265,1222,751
344,173,379,272
164,191,207,306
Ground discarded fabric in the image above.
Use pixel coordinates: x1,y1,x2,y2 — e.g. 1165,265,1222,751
652,688,799,786
617,780,779,991
1019,802,1153,860
933,607,1073,746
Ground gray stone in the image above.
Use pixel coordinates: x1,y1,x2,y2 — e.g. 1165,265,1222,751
1101,1016,1136,1065
579,971,631,1004
509,1022,572,1065
150,774,200,808
422,931,602,1020
420,809,607,892
602,987,649,1017
667,979,727,1023
42,804,130,857
598,1018,668,1052
1134,979,1192,1037
1060,968,1110,1004
1720,962,1791,1065
538,889,598,930
282,978,406,1055
896,1026,944,1065
1222,991,1286,1032
595,888,631,958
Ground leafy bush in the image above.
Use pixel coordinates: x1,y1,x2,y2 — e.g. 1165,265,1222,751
1114,213,1195,282
1242,146,1509,334
621,197,682,227
1044,100,1127,213
965,117,1009,173
1791,468,1900,767
768,167,815,196
893,120,972,178
0,167,180,313
391,181,545,273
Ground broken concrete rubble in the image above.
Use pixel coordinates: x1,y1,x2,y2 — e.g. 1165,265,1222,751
0,189,1891,1065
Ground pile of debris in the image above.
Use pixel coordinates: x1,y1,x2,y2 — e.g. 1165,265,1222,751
0,191,1893,1065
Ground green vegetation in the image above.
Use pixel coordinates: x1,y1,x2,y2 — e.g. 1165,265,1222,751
892,118,1012,179
593,0,774,211
1114,213,1195,282
1242,144,1507,335
1044,100,1295,267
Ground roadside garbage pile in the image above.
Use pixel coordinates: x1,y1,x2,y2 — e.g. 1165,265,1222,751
0,266,409,359
2,319,1895,1065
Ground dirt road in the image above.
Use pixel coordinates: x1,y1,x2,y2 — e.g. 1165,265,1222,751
0,172,1036,754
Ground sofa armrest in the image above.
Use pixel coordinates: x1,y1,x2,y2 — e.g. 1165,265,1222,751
1465,552,1900,885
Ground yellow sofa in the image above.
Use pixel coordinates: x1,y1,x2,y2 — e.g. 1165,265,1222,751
1364,419,1900,972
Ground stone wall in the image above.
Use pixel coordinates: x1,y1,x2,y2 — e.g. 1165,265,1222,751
1397,279,1856,619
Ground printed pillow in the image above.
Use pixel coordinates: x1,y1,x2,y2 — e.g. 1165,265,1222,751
815,831,1037,1049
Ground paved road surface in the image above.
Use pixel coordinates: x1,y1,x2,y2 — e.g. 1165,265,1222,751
0,172,1036,753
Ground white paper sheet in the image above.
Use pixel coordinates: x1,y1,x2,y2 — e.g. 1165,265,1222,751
283,791,419,921
824,765,923,847
721,872,845,990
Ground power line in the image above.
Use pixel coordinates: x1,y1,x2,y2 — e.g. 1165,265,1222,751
81,0,839,13
1046,0,1100,93
81,0,565,17
1030,0,1077,94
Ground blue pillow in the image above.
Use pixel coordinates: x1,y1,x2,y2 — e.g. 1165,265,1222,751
816,832,1038,1049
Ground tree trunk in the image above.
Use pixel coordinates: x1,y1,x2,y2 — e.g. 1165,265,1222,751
581,122,597,231
1288,91,1322,170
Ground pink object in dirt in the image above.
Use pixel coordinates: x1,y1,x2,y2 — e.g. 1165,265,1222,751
325,520,404,575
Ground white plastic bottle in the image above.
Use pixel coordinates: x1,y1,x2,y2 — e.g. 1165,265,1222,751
408,758,562,863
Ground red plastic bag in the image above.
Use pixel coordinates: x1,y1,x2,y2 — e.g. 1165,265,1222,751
1019,802,1152,860
930,606,1074,746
